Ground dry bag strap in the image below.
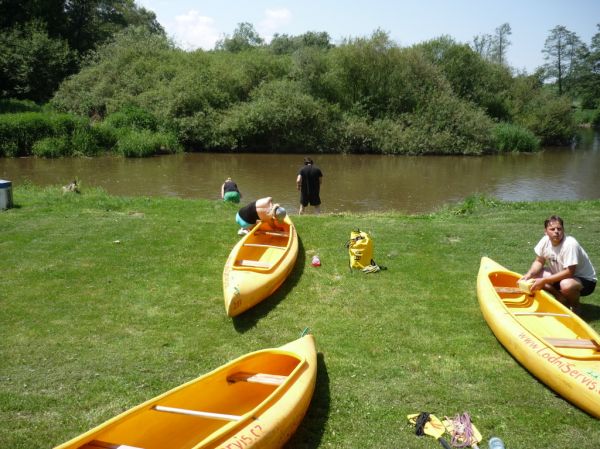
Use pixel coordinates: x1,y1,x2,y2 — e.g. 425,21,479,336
415,412,431,436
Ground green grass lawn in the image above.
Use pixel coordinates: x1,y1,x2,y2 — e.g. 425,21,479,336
1,186,600,448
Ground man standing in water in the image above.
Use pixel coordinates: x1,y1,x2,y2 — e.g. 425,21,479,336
296,157,323,214
521,215,596,314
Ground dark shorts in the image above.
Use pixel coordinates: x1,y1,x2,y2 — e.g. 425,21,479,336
300,191,321,207
552,277,596,297
579,278,597,297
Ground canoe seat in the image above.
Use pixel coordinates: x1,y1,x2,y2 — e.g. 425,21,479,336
243,243,287,249
545,337,600,349
236,259,270,268
82,441,145,449
227,371,287,386
153,405,241,421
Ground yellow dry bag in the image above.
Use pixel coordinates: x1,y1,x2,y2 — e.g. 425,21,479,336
346,229,373,269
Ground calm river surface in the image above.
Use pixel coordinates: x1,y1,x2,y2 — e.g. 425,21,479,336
1,131,599,214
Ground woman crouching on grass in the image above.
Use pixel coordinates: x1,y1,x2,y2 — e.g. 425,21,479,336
235,197,287,235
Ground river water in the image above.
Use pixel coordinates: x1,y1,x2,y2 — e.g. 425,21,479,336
1,131,599,214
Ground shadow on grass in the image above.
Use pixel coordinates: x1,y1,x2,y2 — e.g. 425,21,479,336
285,352,330,449
580,301,600,323
232,236,306,333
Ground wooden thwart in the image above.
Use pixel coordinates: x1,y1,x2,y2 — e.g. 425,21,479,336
227,371,287,386
545,337,600,349
513,312,571,317
153,405,242,421
83,441,145,449
243,243,287,249
236,259,270,268
254,230,289,237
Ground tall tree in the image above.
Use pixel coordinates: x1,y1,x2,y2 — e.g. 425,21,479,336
472,23,511,66
572,24,600,108
472,33,493,59
269,31,333,55
491,23,511,66
543,25,586,95
588,24,600,106
215,22,264,52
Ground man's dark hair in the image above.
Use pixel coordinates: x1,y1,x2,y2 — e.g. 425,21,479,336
544,215,564,229
303,157,313,165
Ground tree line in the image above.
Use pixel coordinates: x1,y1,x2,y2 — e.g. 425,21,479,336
1,2,599,157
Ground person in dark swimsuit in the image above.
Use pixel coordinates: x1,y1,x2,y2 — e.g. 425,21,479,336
296,157,323,214
236,197,286,235
221,177,241,203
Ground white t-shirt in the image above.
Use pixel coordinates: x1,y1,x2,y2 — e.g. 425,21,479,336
534,235,597,281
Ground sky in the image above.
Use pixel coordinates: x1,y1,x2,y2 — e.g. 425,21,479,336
134,0,600,73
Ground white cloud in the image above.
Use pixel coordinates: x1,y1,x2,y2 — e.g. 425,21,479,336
259,8,292,41
171,10,221,50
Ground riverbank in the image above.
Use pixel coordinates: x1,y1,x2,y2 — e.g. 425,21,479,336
2,186,599,448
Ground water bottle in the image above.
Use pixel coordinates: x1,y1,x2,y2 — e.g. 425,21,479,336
488,437,505,449
311,255,321,267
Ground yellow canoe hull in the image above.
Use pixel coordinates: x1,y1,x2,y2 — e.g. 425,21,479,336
477,257,600,418
54,334,317,449
223,215,298,317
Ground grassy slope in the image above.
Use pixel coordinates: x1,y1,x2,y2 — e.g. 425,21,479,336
1,186,599,448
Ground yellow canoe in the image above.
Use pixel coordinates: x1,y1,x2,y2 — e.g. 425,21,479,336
54,334,317,449
223,215,298,317
477,257,600,418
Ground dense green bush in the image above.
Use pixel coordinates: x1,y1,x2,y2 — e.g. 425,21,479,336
0,112,58,156
104,105,158,131
70,126,103,156
0,110,108,157
51,28,177,117
337,114,378,153
31,136,70,157
390,93,494,154
0,99,43,113
572,108,596,126
217,79,337,152
174,109,224,150
91,122,119,150
492,123,540,152
511,84,576,145
572,108,600,128
115,129,182,157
